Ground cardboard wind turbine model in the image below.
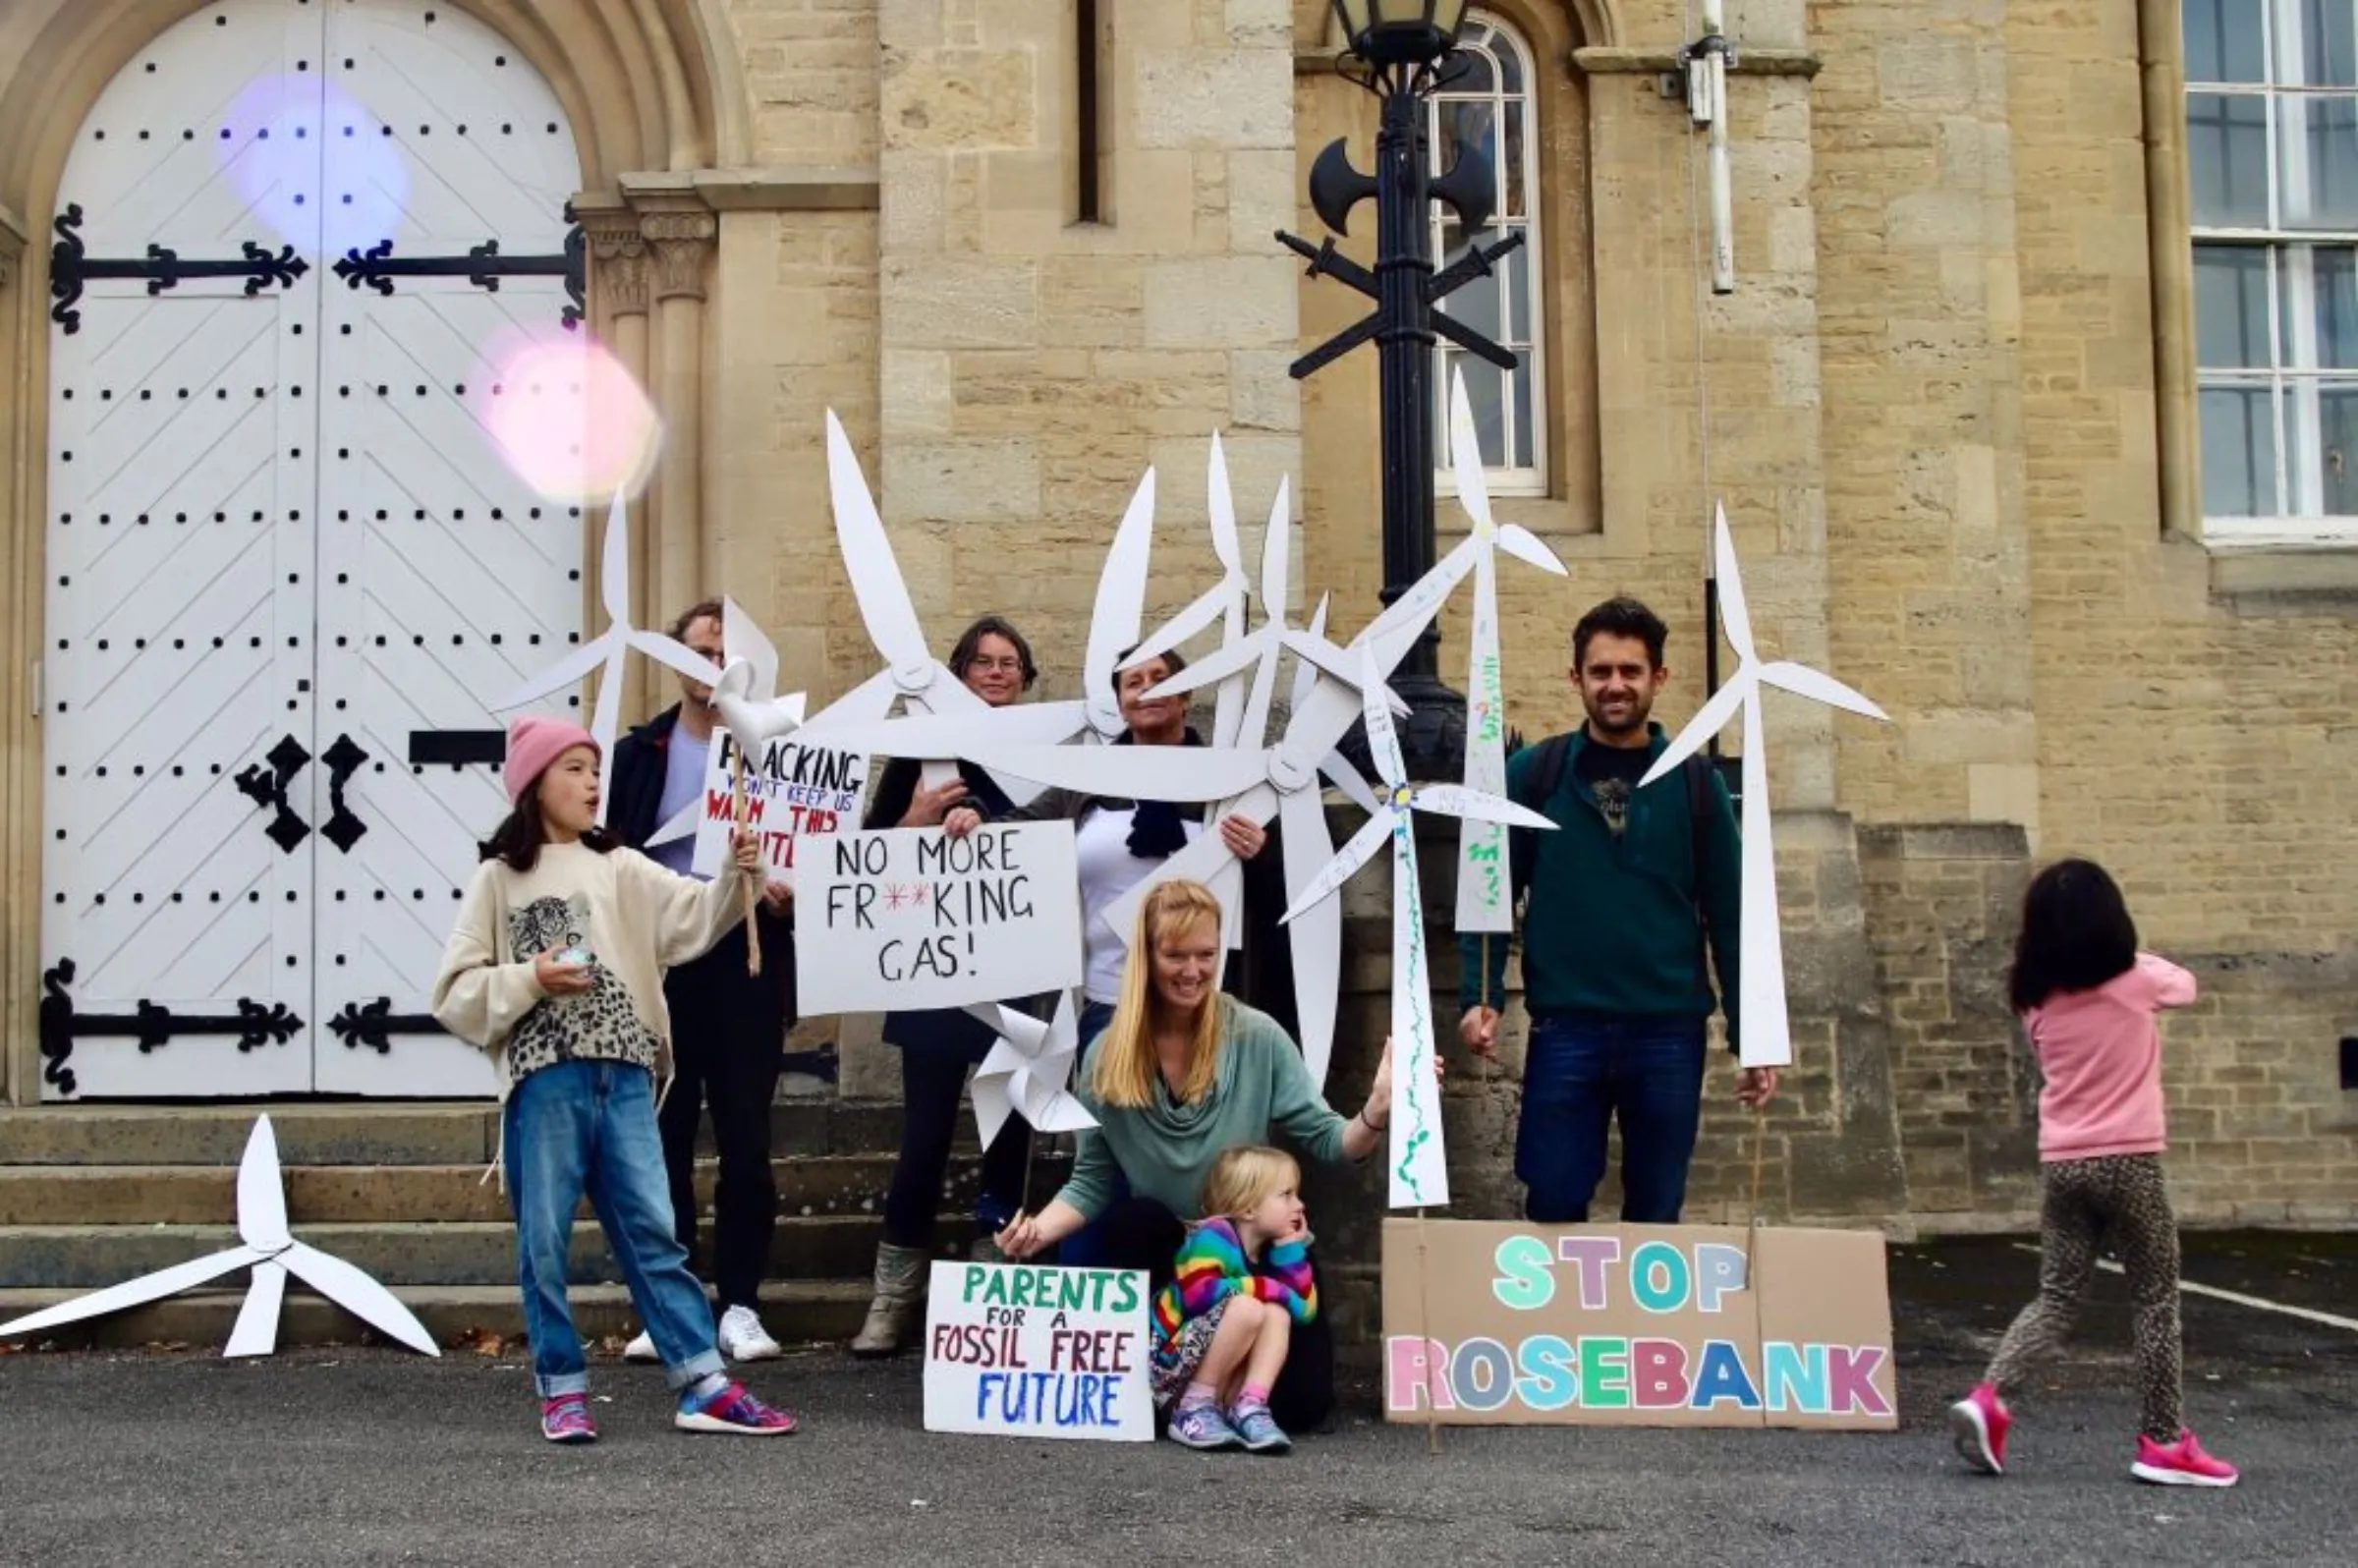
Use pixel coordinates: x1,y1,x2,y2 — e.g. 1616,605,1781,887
1645,507,1889,1068
0,1117,439,1358
1439,369,1569,935
1279,647,1555,1207
486,493,715,822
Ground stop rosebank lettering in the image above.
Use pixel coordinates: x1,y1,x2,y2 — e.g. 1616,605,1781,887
1387,1234,1894,1419
927,1266,1146,1433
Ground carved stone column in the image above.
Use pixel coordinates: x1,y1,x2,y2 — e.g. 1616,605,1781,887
575,196,657,713
636,198,716,622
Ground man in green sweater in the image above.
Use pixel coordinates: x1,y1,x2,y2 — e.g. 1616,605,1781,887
1458,596,1775,1223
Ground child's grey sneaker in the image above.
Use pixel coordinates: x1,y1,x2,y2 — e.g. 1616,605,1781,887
1229,1405,1292,1454
1166,1403,1242,1451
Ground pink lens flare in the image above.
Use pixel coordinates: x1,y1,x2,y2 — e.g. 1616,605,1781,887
477,333,663,504
218,77,407,258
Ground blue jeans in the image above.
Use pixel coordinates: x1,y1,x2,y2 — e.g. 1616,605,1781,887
505,1059,727,1397
1516,1014,1710,1224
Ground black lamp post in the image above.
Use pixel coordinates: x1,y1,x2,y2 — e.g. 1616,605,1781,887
1281,0,1526,781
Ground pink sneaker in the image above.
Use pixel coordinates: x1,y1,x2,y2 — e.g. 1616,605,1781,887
1947,1383,2010,1476
2131,1429,2239,1487
540,1393,597,1445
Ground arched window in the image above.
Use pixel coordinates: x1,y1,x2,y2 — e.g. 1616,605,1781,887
1431,11,1545,495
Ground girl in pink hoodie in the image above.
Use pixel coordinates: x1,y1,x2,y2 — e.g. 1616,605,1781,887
1948,859,2237,1487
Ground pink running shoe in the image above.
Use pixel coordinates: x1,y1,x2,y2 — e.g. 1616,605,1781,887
1947,1383,2011,1476
674,1379,798,1435
2131,1429,2239,1487
540,1393,597,1445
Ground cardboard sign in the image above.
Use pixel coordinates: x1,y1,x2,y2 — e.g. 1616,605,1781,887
691,732,869,879
922,1261,1153,1442
1380,1220,1897,1429
793,822,1083,1015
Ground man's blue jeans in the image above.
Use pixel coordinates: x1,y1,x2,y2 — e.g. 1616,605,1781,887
1516,1014,1710,1224
505,1059,726,1397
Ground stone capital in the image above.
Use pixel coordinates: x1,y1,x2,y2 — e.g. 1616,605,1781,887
573,196,651,316
638,209,716,304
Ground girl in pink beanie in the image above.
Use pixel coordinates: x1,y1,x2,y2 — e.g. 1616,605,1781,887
432,716,796,1443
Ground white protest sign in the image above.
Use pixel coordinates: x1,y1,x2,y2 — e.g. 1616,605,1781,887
922,1260,1153,1442
793,822,1083,1015
691,732,870,879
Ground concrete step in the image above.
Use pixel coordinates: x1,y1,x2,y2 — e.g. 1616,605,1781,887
0,1099,950,1167
0,1152,1069,1227
0,1214,979,1291
0,1280,875,1353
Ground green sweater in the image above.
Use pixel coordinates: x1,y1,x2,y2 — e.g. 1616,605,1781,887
1457,725,1742,1049
1054,998,1353,1222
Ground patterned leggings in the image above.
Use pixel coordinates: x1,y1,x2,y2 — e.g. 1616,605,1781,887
1984,1153,2184,1442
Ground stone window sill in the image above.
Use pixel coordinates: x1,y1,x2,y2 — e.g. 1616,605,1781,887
2190,532,2358,614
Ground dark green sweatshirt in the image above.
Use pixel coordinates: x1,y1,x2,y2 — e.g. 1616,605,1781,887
1457,725,1742,1049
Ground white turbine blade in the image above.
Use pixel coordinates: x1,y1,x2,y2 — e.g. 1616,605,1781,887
1291,594,1331,711
1278,810,1392,926
826,409,932,674
235,1115,290,1253
1496,523,1567,576
797,668,914,740
280,1242,440,1357
1206,430,1242,575
1084,469,1158,706
1098,791,1272,942
1284,627,1373,693
1275,784,1341,1086
1358,534,1476,656
224,1259,287,1359
1319,751,1382,815
1736,696,1792,1069
626,627,721,690
1761,661,1889,723
812,700,1089,761
599,494,633,627
590,648,626,825
1235,635,1283,756
1143,633,1266,699
646,799,701,847
1123,588,1231,670
1260,476,1291,618
1408,784,1556,830
1447,366,1494,535
1360,645,1405,791
722,598,781,700
486,635,611,713
1642,678,1749,787
0,1249,258,1340
966,741,1267,803
1711,503,1756,666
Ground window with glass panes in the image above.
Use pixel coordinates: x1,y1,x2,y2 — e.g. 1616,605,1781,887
1431,13,1545,494
2189,0,2358,530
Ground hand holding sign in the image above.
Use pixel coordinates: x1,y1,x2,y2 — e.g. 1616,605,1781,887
709,648,808,978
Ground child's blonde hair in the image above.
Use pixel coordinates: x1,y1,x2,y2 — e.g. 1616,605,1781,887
1198,1145,1300,1223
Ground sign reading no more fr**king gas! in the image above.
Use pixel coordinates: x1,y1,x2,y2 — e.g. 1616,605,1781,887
1382,1220,1898,1430
922,1261,1153,1442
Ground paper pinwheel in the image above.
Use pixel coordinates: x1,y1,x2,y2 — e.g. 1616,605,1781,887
487,493,715,823
646,597,808,853
801,466,1160,768
1643,505,1889,1069
0,1117,439,1358
959,990,1099,1148
1442,369,1568,934
962,582,1447,1091
1279,647,1554,1208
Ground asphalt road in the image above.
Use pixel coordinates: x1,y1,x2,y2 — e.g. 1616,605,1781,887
2,1235,2352,1567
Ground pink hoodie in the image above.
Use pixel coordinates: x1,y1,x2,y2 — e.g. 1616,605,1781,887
2023,952,2198,1162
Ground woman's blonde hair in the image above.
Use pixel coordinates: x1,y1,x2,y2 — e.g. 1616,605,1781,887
1090,879,1226,1109
1199,1145,1300,1223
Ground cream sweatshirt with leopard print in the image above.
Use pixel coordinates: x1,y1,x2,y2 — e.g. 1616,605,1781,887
431,841,753,1092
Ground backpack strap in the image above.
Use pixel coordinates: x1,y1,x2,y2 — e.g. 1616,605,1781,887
1507,732,1572,905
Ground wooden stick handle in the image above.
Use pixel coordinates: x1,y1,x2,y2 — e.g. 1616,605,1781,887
734,747,762,977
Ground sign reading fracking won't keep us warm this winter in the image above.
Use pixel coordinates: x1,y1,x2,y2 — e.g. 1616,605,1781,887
691,732,870,879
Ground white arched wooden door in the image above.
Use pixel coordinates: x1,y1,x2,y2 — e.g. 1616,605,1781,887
41,0,590,1099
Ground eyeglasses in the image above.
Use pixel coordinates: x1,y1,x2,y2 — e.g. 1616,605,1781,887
967,656,1025,673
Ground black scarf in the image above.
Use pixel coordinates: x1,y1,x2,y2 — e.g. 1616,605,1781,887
1112,727,1205,859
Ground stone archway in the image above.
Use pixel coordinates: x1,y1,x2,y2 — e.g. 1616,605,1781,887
0,0,746,1101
